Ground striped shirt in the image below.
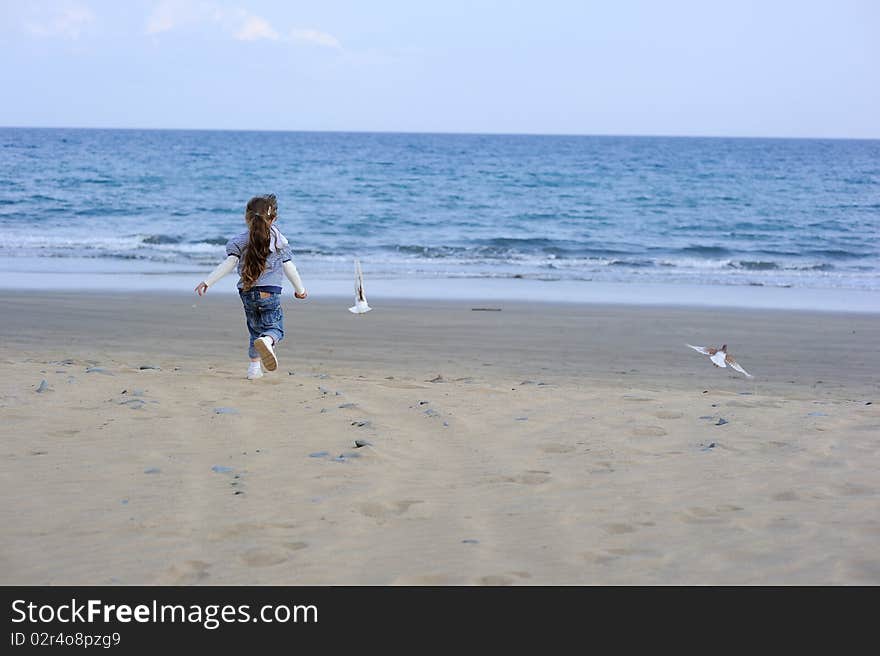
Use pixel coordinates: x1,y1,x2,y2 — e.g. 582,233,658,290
225,229,293,292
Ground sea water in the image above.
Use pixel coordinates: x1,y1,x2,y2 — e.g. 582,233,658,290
1,128,878,307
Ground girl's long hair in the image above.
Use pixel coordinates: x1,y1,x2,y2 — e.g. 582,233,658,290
240,194,278,291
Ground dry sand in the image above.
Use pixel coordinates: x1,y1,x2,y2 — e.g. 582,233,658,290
1,291,878,584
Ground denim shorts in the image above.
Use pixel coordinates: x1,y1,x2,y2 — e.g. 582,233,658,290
239,289,284,359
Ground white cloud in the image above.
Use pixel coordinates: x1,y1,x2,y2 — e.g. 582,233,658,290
142,2,339,49
291,28,341,49
145,0,221,35
25,4,95,39
235,15,278,41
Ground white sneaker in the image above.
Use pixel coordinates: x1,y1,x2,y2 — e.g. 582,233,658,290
253,336,278,372
247,363,264,380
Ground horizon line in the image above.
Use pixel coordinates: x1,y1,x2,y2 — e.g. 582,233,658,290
1,125,878,142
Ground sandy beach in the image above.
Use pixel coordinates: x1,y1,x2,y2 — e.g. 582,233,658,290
1,291,878,585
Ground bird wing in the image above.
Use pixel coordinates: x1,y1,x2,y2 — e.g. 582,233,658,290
686,344,713,355
354,259,367,302
710,351,727,368
726,355,753,378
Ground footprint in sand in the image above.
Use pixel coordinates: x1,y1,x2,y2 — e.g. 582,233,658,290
539,444,576,454
727,399,781,409
835,482,876,497
581,551,620,566
678,505,741,524
654,410,683,419
357,500,424,521
49,429,80,437
158,560,210,584
630,425,668,437
606,547,661,558
240,547,288,567
588,461,615,474
603,523,636,535
502,471,551,485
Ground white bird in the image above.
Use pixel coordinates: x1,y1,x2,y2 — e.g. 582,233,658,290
686,343,753,377
348,259,372,314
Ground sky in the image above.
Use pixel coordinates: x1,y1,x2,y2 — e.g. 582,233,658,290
0,0,877,138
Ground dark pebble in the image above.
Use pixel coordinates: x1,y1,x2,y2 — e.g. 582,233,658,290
214,407,238,414
351,420,371,428
866,402,873,406
139,365,160,370
318,386,330,395
701,443,716,451
233,490,244,495
354,440,371,448
35,379,49,393
288,371,295,376
443,421,449,427
143,467,161,474
715,418,728,426
419,400,430,405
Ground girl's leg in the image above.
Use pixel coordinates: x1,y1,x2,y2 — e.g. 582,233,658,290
241,293,265,379
247,292,284,373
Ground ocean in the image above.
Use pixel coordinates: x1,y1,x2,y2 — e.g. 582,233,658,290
1,128,878,306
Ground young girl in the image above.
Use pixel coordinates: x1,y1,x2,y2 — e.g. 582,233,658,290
195,194,307,379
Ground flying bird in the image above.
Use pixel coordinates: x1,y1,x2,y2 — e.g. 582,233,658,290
348,259,372,314
685,343,753,377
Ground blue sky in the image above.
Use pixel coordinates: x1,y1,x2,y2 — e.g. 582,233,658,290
1,0,877,137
